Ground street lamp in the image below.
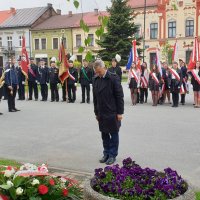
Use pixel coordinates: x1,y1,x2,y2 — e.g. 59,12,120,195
143,0,147,62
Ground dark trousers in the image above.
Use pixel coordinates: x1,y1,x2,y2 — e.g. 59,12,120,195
50,83,59,101
41,84,48,101
62,82,67,101
68,84,76,102
140,88,148,103
6,85,17,111
81,84,90,102
3,85,7,99
18,83,25,100
0,87,2,99
172,92,179,106
28,81,38,100
180,94,186,104
101,132,119,158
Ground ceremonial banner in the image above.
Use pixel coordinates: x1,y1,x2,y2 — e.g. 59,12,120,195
21,36,29,77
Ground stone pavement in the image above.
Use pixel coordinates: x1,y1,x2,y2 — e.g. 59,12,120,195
0,84,200,188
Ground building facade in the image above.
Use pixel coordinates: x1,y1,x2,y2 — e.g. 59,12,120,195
130,0,200,66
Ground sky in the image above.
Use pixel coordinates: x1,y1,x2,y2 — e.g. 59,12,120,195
0,0,112,13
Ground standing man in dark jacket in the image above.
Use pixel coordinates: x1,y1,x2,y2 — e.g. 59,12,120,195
38,59,49,101
108,58,122,82
4,58,20,112
93,59,124,165
16,58,25,100
67,60,78,103
79,59,92,103
180,61,188,105
28,57,39,101
49,61,59,102
0,66,4,115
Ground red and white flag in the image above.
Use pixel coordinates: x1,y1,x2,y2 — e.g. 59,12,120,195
132,40,141,71
21,36,29,76
172,40,178,62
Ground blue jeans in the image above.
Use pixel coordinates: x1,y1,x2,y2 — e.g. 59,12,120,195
101,132,119,158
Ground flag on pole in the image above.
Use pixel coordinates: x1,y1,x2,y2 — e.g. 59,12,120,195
156,48,162,77
58,38,69,84
172,40,178,62
188,37,200,71
21,36,29,76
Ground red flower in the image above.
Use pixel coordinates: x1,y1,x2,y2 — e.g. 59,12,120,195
38,185,49,195
6,166,12,171
0,194,9,200
49,179,55,186
62,188,69,197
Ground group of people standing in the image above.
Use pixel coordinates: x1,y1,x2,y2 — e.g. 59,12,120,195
127,59,200,108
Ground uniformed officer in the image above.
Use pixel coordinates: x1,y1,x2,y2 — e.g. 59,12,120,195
67,60,78,103
79,59,92,103
108,58,122,82
4,57,20,112
38,59,49,101
49,60,59,102
16,57,25,100
28,57,39,101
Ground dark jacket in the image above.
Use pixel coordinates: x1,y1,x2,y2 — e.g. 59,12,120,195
93,71,124,133
49,67,59,84
5,65,19,86
79,66,92,85
38,66,49,84
108,66,122,82
67,67,78,85
16,66,25,83
28,64,39,82
169,68,182,93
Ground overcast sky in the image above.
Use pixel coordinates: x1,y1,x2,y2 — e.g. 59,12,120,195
1,0,112,14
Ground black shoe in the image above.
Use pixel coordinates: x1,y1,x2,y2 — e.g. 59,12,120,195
13,108,20,112
9,109,16,112
40,99,45,101
172,105,175,107
106,157,116,165
56,100,59,102
62,100,66,102
80,101,85,104
0,112,3,115
28,98,32,101
51,100,55,102
87,100,90,104
145,100,147,103
35,99,38,101
99,155,109,163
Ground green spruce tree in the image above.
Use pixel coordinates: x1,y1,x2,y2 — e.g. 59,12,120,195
97,0,141,65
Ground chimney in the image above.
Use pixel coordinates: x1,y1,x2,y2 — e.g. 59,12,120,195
47,3,52,8
56,9,61,15
69,11,73,17
94,8,98,15
10,7,16,15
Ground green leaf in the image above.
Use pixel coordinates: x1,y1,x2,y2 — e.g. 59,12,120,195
80,19,89,33
9,187,17,200
73,0,79,8
85,51,93,62
78,46,85,53
13,176,25,187
29,197,42,200
95,27,104,38
102,16,109,27
84,37,92,46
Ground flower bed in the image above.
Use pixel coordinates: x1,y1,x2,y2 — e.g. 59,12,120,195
85,158,195,200
0,163,82,200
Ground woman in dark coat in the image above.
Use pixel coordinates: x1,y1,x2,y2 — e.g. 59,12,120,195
149,64,161,106
191,61,200,108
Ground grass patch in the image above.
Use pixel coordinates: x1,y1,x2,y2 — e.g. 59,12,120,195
0,158,21,171
196,192,200,200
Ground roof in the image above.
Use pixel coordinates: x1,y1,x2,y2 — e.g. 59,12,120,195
0,7,49,28
0,10,15,25
128,0,158,8
32,11,108,30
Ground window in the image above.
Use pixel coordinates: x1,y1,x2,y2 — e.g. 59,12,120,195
135,25,142,38
0,37,2,47
168,21,176,38
186,50,192,64
150,23,158,39
7,36,13,50
41,38,46,50
88,34,94,46
19,36,23,47
76,34,81,47
150,53,157,67
53,38,58,49
34,39,40,50
185,20,194,37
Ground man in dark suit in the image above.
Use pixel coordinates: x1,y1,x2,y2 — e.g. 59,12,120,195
108,58,122,82
38,59,49,101
0,66,3,115
4,57,20,112
93,59,124,165
79,59,92,103
28,57,39,101
67,60,78,103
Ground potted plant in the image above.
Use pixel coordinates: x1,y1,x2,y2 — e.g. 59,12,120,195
84,157,195,200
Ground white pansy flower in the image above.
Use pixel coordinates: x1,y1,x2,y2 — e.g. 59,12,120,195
31,179,40,186
16,187,23,195
6,180,14,189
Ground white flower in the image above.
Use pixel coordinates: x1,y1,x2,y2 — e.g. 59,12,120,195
4,170,12,178
6,180,14,189
16,187,23,195
31,179,40,186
